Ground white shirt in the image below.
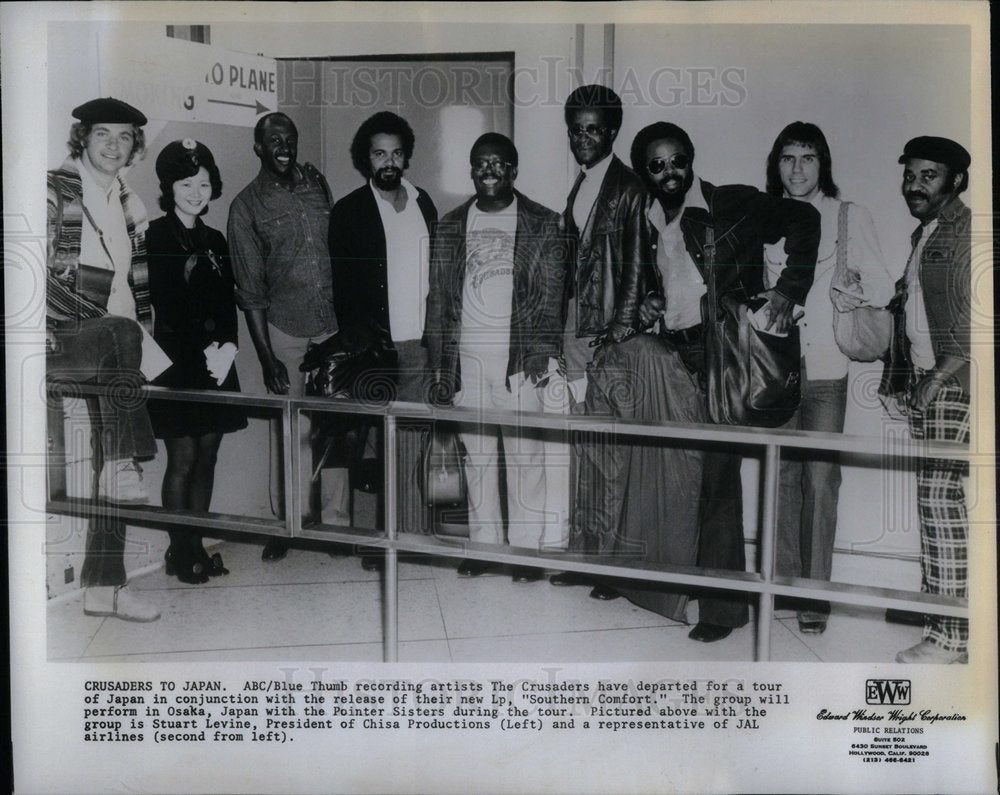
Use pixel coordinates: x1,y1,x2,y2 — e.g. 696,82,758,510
646,177,709,331
905,219,939,371
461,198,518,368
79,155,135,320
765,195,893,380
370,177,430,342
571,153,614,233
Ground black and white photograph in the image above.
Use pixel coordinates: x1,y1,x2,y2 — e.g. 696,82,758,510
5,2,996,793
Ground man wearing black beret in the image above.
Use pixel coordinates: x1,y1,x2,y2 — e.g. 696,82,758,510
893,136,972,664
47,97,160,621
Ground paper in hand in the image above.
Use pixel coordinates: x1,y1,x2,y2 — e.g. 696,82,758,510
139,325,172,381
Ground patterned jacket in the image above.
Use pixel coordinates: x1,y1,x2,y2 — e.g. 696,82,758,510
909,194,972,392
46,156,151,330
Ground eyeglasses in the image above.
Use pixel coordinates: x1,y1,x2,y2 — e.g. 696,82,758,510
567,124,607,139
471,158,514,173
646,154,691,174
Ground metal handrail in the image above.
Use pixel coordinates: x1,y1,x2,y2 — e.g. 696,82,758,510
45,382,971,661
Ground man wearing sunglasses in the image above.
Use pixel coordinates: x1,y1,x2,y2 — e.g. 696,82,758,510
548,85,651,601
629,121,820,643
426,133,568,580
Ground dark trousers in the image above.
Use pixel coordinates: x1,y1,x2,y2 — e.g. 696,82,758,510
49,315,157,588
671,331,749,628
48,315,156,461
80,445,128,587
695,448,749,627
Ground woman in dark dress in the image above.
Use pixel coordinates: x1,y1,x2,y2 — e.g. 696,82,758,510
147,139,247,583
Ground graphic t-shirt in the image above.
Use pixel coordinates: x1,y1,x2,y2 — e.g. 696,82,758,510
461,199,518,375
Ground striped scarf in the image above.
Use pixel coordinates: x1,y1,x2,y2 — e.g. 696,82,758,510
46,157,151,331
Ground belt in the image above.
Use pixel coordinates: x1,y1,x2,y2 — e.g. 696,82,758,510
660,324,702,344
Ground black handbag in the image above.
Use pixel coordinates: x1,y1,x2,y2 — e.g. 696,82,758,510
300,322,399,402
74,264,114,310
703,227,801,427
420,425,470,538
877,276,913,417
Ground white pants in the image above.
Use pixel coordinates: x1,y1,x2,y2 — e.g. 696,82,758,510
536,361,572,550
455,351,554,549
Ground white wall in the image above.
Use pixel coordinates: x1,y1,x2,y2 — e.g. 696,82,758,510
213,22,580,212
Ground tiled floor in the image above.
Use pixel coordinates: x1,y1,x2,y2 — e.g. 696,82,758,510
48,540,924,663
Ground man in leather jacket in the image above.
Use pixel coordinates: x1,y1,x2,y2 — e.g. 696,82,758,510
631,122,820,642
548,85,651,599
559,85,651,401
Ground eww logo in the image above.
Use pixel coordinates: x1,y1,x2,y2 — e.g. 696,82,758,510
866,679,911,705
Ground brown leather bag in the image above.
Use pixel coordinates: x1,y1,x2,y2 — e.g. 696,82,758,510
421,426,468,507
703,227,801,427
420,425,469,538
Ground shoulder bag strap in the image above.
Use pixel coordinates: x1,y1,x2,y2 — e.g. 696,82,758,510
835,200,850,279
79,202,116,267
704,225,717,325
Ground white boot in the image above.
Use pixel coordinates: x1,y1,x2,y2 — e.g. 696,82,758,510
895,639,967,664
83,585,160,622
98,459,150,505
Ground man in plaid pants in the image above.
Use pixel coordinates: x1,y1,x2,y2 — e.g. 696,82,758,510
894,136,972,664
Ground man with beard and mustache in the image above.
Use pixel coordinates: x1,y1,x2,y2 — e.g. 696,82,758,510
329,112,438,570
628,122,820,643
892,136,972,664
229,112,343,561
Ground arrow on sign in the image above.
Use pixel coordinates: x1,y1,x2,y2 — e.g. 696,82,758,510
206,98,272,115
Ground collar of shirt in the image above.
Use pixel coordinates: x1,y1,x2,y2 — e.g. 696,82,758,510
254,163,306,191
572,153,615,231
646,174,708,232
78,154,121,204
579,152,614,184
369,176,418,208
468,195,518,230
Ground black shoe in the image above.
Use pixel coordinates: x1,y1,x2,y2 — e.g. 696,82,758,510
885,608,925,626
165,547,209,584
361,553,385,572
511,566,544,583
688,622,733,642
327,543,352,558
262,538,289,562
589,584,620,600
201,551,229,577
797,618,827,634
164,547,177,577
549,571,590,587
457,559,492,577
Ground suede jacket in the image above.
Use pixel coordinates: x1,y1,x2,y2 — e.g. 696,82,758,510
426,191,569,393
563,155,651,336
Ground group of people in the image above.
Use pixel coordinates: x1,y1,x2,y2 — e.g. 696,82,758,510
47,87,972,666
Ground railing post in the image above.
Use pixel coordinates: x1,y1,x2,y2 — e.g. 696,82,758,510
756,443,780,661
285,400,298,539
383,414,399,662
